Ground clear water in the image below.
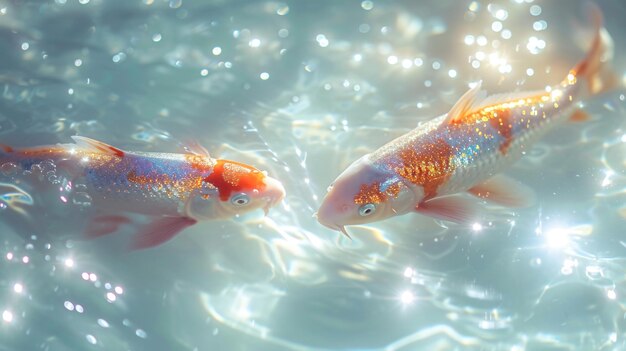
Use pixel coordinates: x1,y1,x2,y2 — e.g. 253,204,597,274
0,0,625,350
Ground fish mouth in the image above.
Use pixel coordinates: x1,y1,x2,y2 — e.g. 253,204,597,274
262,177,286,216
315,214,352,239
263,197,279,216
334,224,352,239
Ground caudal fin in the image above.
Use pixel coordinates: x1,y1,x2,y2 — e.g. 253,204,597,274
0,144,15,166
569,3,616,95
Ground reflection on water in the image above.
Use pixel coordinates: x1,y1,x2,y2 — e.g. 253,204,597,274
0,0,625,350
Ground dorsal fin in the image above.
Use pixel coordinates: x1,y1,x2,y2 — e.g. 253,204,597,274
70,136,125,157
467,89,548,115
445,82,486,124
183,140,211,158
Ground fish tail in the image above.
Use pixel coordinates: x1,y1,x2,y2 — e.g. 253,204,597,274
0,144,67,170
569,3,616,95
0,143,16,164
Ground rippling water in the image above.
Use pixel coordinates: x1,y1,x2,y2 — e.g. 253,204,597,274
0,0,625,350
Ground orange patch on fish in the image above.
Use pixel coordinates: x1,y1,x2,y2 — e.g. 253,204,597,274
488,109,513,154
107,146,125,158
127,170,168,187
204,160,266,201
354,181,403,204
21,147,66,158
354,183,385,205
394,139,454,200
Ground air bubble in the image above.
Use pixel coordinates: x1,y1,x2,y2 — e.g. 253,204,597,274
276,4,289,15
533,20,547,31
85,334,97,345
72,192,92,207
112,52,127,63
585,265,604,280
64,301,75,311
529,5,541,16
1,162,18,176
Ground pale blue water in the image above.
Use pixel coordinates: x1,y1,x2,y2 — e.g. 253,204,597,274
0,0,625,350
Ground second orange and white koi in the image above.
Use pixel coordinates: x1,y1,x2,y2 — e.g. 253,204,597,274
317,6,615,236
0,137,285,249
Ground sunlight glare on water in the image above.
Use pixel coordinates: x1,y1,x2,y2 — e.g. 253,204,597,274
0,0,625,350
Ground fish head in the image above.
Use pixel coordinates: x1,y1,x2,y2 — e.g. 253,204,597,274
316,155,416,236
187,159,285,220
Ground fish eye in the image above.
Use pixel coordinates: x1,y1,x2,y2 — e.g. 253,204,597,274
358,203,376,216
231,193,250,206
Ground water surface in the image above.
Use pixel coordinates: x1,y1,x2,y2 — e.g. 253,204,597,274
0,0,625,350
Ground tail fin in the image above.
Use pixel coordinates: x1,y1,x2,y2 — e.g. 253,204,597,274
570,3,616,95
0,144,14,154
0,144,15,165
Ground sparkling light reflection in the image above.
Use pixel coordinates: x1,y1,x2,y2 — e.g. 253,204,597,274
248,38,261,48
400,290,415,305
2,310,13,323
545,227,569,248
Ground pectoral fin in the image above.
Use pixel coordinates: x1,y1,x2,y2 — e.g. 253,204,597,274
85,215,132,238
182,140,211,157
130,216,197,250
568,109,591,123
415,196,478,223
468,174,535,208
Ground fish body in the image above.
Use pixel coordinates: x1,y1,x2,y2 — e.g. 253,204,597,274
368,82,577,201
0,137,285,248
317,6,613,235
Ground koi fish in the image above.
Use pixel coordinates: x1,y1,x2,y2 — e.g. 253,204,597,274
0,136,285,249
317,6,614,236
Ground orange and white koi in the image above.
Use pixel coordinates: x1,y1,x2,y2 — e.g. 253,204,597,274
0,136,285,249
317,6,614,236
